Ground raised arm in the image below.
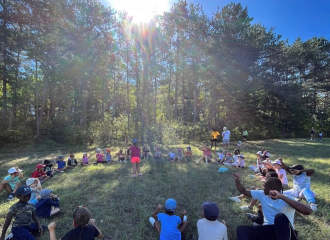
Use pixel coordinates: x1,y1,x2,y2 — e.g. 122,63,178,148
152,204,162,220
233,174,252,197
279,158,291,174
269,190,313,215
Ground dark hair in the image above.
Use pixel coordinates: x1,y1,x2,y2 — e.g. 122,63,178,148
165,209,174,215
265,177,283,192
289,164,304,171
266,172,278,178
73,207,91,226
234,149,240,155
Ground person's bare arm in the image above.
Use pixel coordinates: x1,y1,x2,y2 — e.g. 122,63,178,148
16,167,23,179
233,174,252,197
89,219,103,239
34,178,42,191
269,190,313,215
2,176,15,184
48,222,59,240
152,204,162,220
279,158,291,174
0,213,14,240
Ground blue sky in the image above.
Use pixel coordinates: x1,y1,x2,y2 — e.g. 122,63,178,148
100,0,330,44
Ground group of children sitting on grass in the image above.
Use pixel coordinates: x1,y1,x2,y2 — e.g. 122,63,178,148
0,145,318,240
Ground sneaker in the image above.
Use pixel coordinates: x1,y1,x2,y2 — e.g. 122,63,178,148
149,217,155,227
240,205,253,210
246,213,258,221
310,203,318,211
228,196,241,203
5,233,13,240
7,194,14,201
183,215,188,221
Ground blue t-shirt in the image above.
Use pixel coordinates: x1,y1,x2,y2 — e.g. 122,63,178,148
56,160,66,169
251,190,296,228
169,153,176,159
157,213,182,240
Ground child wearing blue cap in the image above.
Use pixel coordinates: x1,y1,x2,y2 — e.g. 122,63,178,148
149,198,188,239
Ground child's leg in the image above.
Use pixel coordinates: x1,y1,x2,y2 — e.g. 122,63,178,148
132,163,137,176
0,183,13,194
12,226,35,240
12,182,21,194
196,156,204,163
300,188,316,203
136,162,141,175
153,220,161,234
50,207,61,216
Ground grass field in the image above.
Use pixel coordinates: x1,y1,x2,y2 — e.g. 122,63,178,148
0,139,329,240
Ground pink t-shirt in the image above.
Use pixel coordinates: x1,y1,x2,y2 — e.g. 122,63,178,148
82,157,89,164
202,149,211,156
96,153,104,162
130,146,141,158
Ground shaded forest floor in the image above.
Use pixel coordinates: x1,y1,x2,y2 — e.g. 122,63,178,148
0,139,329,240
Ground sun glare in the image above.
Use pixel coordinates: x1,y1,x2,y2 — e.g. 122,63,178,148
106,0,171,23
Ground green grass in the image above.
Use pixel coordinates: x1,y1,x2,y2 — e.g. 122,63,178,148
0,139,329,240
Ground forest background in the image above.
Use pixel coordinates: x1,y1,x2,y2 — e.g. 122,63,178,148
1,0,330,147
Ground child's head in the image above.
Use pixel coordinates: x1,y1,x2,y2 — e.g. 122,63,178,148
156,147,160,150
96,148,101,153
69,154,75,159
83,153,87,157
263,177,282,195
165,198,177,214
26,178,37,188
7,167,19,176
132,139,138,146
256,151,262,158
73,206,91,227
226,152,231,156
234,149,240,155
186,146,191,151
40,189,52,199
272,159,283,170
15,186,32,203
289,164,304,175
238,141,241,144
43,159,51,166
201,201,219,221
36,164,45,172
106,148,111,153
177,148,182,152
265,172,278,179
58,155,64,161
216,149,223,153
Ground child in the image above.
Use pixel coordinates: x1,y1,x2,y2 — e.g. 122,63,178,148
31,164,49,183
149,199,188,239
67,154,78,167
319,131,322,141
155,147,162,159
47,206,103,240
35,189,60,218
0,186,44,240
96,148,106,164
196,145,213,164
26,178,42,204
142,145,150,159
0,167,23,200
116,149,126,162
237,154,245,168
184,146,192,161
130,139,142,177
237,141,242,149
221,152,233,165
215,149,225,164
249,151,264,174
55,156,67,173
280,159,318,211
43,160,54,177
103,148,112,163
168,149,176,162
174,148,183,162
271,159,288,188
197,201,228,240
81,152,92,166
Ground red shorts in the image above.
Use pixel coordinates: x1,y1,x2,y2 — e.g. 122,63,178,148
131,157,140,163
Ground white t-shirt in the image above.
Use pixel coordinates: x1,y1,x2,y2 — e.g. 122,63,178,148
293,172,311,192
251,190,296,228
217,153,225,160
276,168,288,185
197,218,228,240
222,130,230,140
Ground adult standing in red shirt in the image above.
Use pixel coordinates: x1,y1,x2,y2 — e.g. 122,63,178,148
130,139,142,178
31,164,49,183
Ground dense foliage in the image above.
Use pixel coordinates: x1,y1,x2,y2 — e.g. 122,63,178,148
1,0,329,145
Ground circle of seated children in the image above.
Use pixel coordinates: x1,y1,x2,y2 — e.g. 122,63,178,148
0,145,318,240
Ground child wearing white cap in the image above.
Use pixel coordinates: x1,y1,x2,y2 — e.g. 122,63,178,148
0,167,23,200
197,201,228,240
26,178,42,204
149,198,188,239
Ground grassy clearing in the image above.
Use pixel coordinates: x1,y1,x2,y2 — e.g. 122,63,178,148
0,139,329,240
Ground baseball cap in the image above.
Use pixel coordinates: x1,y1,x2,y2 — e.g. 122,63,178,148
216,149,222,152
264,151,271,157
223,127,227,130
177,148,182,152
36,164,45,169
106,148,110,152
58,155,64,159
226,153,231,156
26,178,36,186
165,198,177,212
186,146,191,150
40,189,52,199
8,167,22,174
16,186,32,196
272,159,282,165
256,151,262,155
132,139,138,144
70,154,75,157
202,201,219,221
96,148,101,152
